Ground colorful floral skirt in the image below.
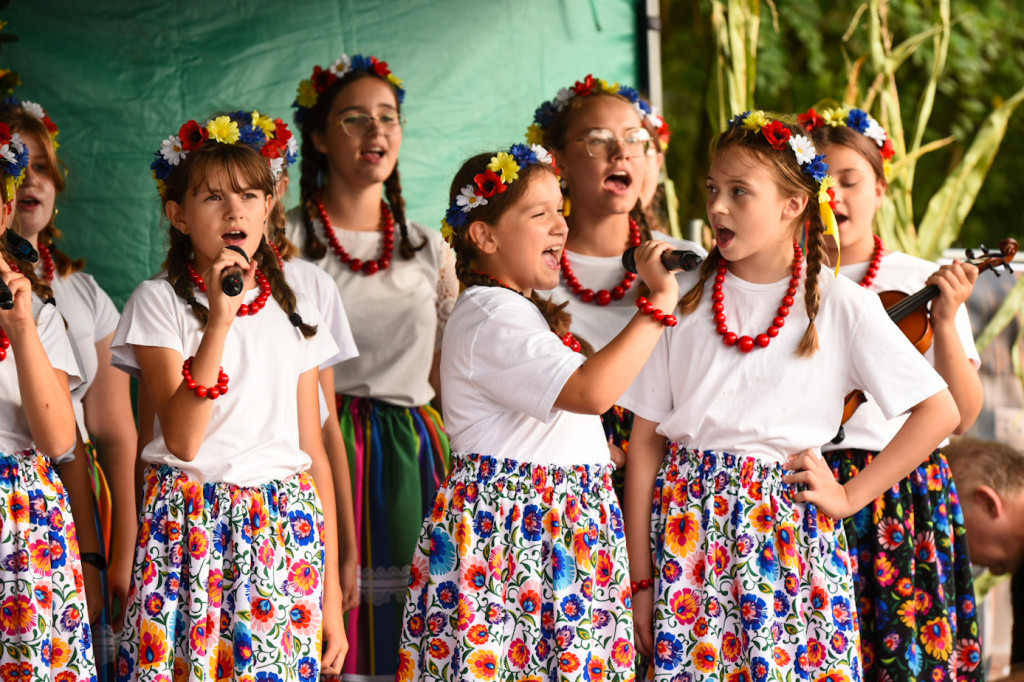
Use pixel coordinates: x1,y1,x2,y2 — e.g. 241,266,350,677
648,444,861,681
826,448,983,680
115,465,325,682
333,395,449,682
0,449,96,682
397,453,636,682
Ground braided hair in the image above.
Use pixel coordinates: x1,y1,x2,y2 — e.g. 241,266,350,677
680,120,827,358
445,152,594,357
161,142,316,338
295,70,422,260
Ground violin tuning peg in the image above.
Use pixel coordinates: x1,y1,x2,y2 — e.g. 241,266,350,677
965,248,975,259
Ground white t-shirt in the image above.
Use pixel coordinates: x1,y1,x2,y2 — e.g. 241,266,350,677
822,251,980,452
537,231,706,350
281,256,359,370
48,269,120,441
110,277,338,486
0,297,82,454
619,267,947,465
441,286,609,467
285,208,457,407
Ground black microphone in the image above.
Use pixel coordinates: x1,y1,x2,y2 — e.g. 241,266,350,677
5,231,39,263
221,245,250,297
0,277,12,310
621,246,704,274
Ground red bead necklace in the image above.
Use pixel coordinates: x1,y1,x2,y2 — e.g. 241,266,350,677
560,217,641,306
269,240,285,270
39,244,55,283
317,194,394,276
858,235,884,288
713,241,804,353
185,261,272,317
0,329,9,361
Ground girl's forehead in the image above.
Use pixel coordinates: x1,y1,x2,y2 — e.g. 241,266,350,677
569,96,642,130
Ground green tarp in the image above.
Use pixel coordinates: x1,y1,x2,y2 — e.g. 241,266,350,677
2,0,640,305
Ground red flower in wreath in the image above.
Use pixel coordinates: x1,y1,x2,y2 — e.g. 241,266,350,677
371,57,392,78
762,120,791,150
798,108,825,132
179,120,208,151
573,74,597,97
474,169,507,198
880,137,895,160
827,187,837,210
312,65,337,93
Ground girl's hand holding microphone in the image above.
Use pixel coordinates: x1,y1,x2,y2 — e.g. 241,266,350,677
0,256,36,339
205,244,257,325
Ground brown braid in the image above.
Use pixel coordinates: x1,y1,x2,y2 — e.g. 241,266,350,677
271,225,300,262
39,228,85,277
1,233,54,302
679,247,723,314
255,238,318,338
629,199,654,242
796,222,825,357
384,166,424,259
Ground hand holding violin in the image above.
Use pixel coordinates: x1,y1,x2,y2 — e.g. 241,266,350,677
926,260,978,326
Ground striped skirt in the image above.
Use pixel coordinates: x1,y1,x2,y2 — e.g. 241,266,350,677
398,453,636,682
0,449,96,681
115,465,325,682
647,444,861,681
333,396,449,682
827,448,983,680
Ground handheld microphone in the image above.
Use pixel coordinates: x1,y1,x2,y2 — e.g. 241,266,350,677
621,246,704,274
5,231,39,263
0,278,11,310
221,245,250,297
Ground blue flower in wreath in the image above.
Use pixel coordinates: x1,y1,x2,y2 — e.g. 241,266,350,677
436,580,459,610
552,541,576,591
560,594,585,621
521,504,543,541
428,528,457,575
739,594,768,630
846,108,870,133
804,154,829,183
654,632,684,671
238,122,265,149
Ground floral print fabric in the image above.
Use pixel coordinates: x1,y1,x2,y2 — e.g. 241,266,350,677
647,444,861,681
0,449,97,682
397,453,636,681
115,465,325,682
826,448,983,681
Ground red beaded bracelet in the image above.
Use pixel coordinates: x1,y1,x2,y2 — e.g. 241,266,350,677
635,297,678,327
181,356,230,400
631,578,654,592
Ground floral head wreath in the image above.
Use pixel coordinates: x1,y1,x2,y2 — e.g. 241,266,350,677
440,143,557,244
292,53,405,126
150,110,299,199
728,110,841,267
526,74,666,146
0,122,28,201
799,106,895,174
1,96,59,148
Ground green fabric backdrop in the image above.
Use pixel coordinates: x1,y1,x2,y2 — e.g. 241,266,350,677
1,0,640,306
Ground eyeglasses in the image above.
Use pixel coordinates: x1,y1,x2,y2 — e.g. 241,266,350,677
332,113,406,137
575,127,651,158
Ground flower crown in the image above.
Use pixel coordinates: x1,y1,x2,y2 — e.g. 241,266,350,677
293,53,405,126
798,106,895,163
526,74,664,146
440,143,556,244
1,96,59,147
150,110,299,199
0,122,28,201
728,110,841,260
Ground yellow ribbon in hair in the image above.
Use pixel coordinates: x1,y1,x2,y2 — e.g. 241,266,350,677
818,176,841,273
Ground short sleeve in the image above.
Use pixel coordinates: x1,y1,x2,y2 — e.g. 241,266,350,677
37,301,82,391
469,300,585,423
618,328,674,423
90,276,121,342
110,280,186,376
435,242,458,351
847,294,947,419
296,295,340,374
309,269,358,369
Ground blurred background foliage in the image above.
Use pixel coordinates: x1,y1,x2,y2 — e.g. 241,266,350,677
660,0,1024,251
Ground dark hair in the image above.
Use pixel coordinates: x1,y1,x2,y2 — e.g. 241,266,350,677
295,69,421,260
446,152,593,356
0,103,83,278
680,119,827,357
945,436,1024,500
162,142,316,338
810,124,887,186
541,90,654,243
0,230,54,301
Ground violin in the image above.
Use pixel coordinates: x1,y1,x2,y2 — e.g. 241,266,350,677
833,238,1018,442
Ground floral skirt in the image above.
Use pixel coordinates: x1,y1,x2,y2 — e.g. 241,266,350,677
826,448,983,680
115,465,325,682
648,444,861,681
0,449,96,681
333,395,449,682
397,453,636,682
